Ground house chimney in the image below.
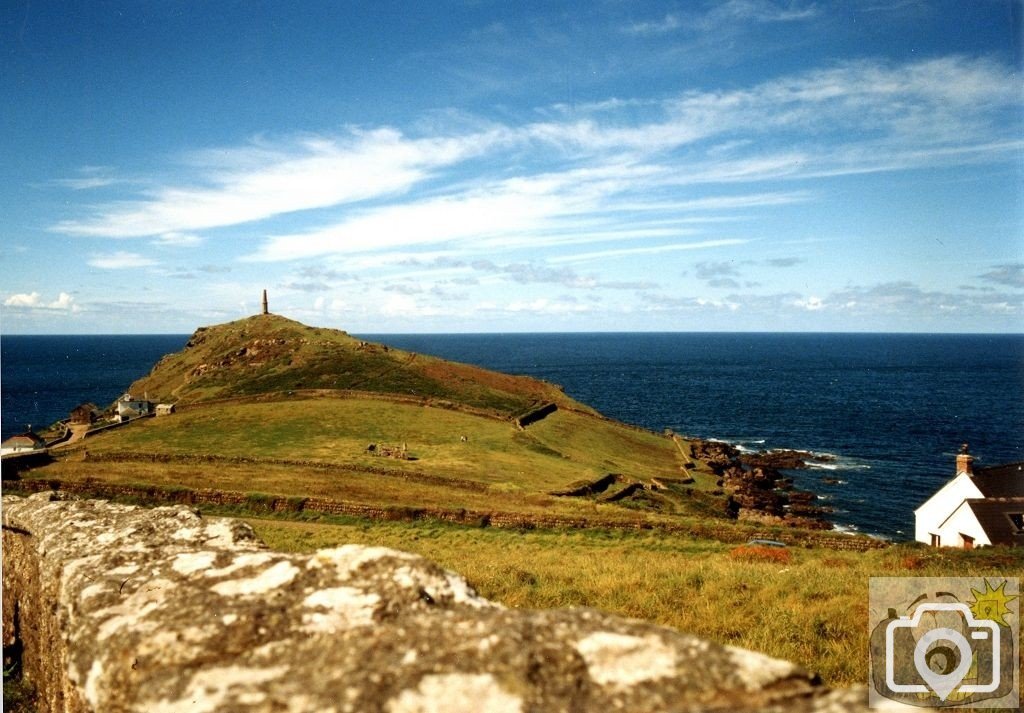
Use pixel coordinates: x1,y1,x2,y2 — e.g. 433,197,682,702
262,289,269,315
956,443,974,476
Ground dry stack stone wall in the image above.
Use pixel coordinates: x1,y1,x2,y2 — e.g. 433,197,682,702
2,493,897,712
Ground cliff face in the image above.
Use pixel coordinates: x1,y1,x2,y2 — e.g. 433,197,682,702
2,493,883,712
125,314,590,417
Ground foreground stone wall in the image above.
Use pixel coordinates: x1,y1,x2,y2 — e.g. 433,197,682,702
3,493,891,712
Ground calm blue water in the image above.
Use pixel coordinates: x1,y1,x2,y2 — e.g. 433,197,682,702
3,332,1022,539
1,335,189,438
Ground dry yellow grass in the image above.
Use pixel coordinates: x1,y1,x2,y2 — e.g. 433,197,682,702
244,514,1024,688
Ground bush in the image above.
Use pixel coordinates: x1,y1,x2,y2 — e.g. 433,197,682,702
728,545,792,564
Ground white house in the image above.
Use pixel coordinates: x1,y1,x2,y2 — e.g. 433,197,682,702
116,394,153,422
915,447,1023,549
0,431,47,456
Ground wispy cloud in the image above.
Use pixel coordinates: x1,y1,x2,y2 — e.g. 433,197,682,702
625,1,816,36
713,281,1024,318
978,263,1024,289
551,239,750,264
469,260,657,290
54,128,507,238
709,0,819,24
53,176,119,190
765,257,804,268
152,232,204,247
624,13,682,36
87,251,158,269
51,55,1020,281
51,166,122,190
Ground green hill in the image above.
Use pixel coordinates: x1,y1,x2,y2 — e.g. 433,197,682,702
127,313,591,417
18,311,736,526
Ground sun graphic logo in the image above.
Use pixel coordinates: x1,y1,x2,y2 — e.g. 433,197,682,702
869,577,1019,709
969,580,1017,627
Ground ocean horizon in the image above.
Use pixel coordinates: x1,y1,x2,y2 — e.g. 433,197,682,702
3,331,1022,541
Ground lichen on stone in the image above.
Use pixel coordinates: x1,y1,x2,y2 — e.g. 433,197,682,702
3,493,884,713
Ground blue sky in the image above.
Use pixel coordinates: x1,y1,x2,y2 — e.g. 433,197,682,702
1,0,1022,334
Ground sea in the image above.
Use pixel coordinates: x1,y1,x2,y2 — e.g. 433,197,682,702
2,332,1022,541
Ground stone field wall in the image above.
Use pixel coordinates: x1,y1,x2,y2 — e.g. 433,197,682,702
5,478,887,551
1,492,901,712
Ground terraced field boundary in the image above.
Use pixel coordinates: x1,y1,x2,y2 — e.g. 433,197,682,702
5,477,888,551
167,389,523,423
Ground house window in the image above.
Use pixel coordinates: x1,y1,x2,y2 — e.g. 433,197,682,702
930,533,940,547
961,534,974,550
1009,513,1023,533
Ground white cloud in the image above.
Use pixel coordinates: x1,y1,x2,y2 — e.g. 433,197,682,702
794,295,825,311
87,251,158,269
51,166,121,190
551,239,750,264
245,168,606,262
624,13,682,36
3,291,80,312
505,297,591,314
4,292,41,307
152,232,204,247
53,176,118,190
49,55,1020,282
54,128,507,239
380,293,440,317
711,0,819,24
48,292,76,310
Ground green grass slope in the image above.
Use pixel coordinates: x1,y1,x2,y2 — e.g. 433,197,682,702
70,398,694,492
46,394,728,524
127,313,590,417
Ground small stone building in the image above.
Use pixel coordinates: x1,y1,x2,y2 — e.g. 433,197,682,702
155,403,176,417
69,403,100,425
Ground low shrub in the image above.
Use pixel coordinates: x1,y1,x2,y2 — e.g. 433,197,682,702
728,545,792,564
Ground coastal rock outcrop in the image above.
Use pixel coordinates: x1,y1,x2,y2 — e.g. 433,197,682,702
2,493,888,712
691,440,832,529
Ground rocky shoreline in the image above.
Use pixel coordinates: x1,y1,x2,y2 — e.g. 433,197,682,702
690,440,834,530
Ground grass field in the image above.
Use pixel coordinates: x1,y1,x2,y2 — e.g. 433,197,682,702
32,458,709,524
72,396,716,497
235,511,1024,688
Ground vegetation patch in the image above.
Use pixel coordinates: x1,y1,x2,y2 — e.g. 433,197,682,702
728,544,793,564
241,513,1024,688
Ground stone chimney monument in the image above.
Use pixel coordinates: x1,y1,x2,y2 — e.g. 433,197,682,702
956,442,974,476
262,289,269,315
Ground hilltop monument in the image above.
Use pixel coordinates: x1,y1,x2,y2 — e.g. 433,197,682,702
261,289,269,315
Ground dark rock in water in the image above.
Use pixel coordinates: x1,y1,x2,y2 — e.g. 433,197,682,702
691,439,833,530
689,440,738,474
739,449,835,471
2,493,873,712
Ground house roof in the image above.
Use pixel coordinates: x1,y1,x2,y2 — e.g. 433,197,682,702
965,497,1024,546
972,462,1024,498
1,431,46,447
